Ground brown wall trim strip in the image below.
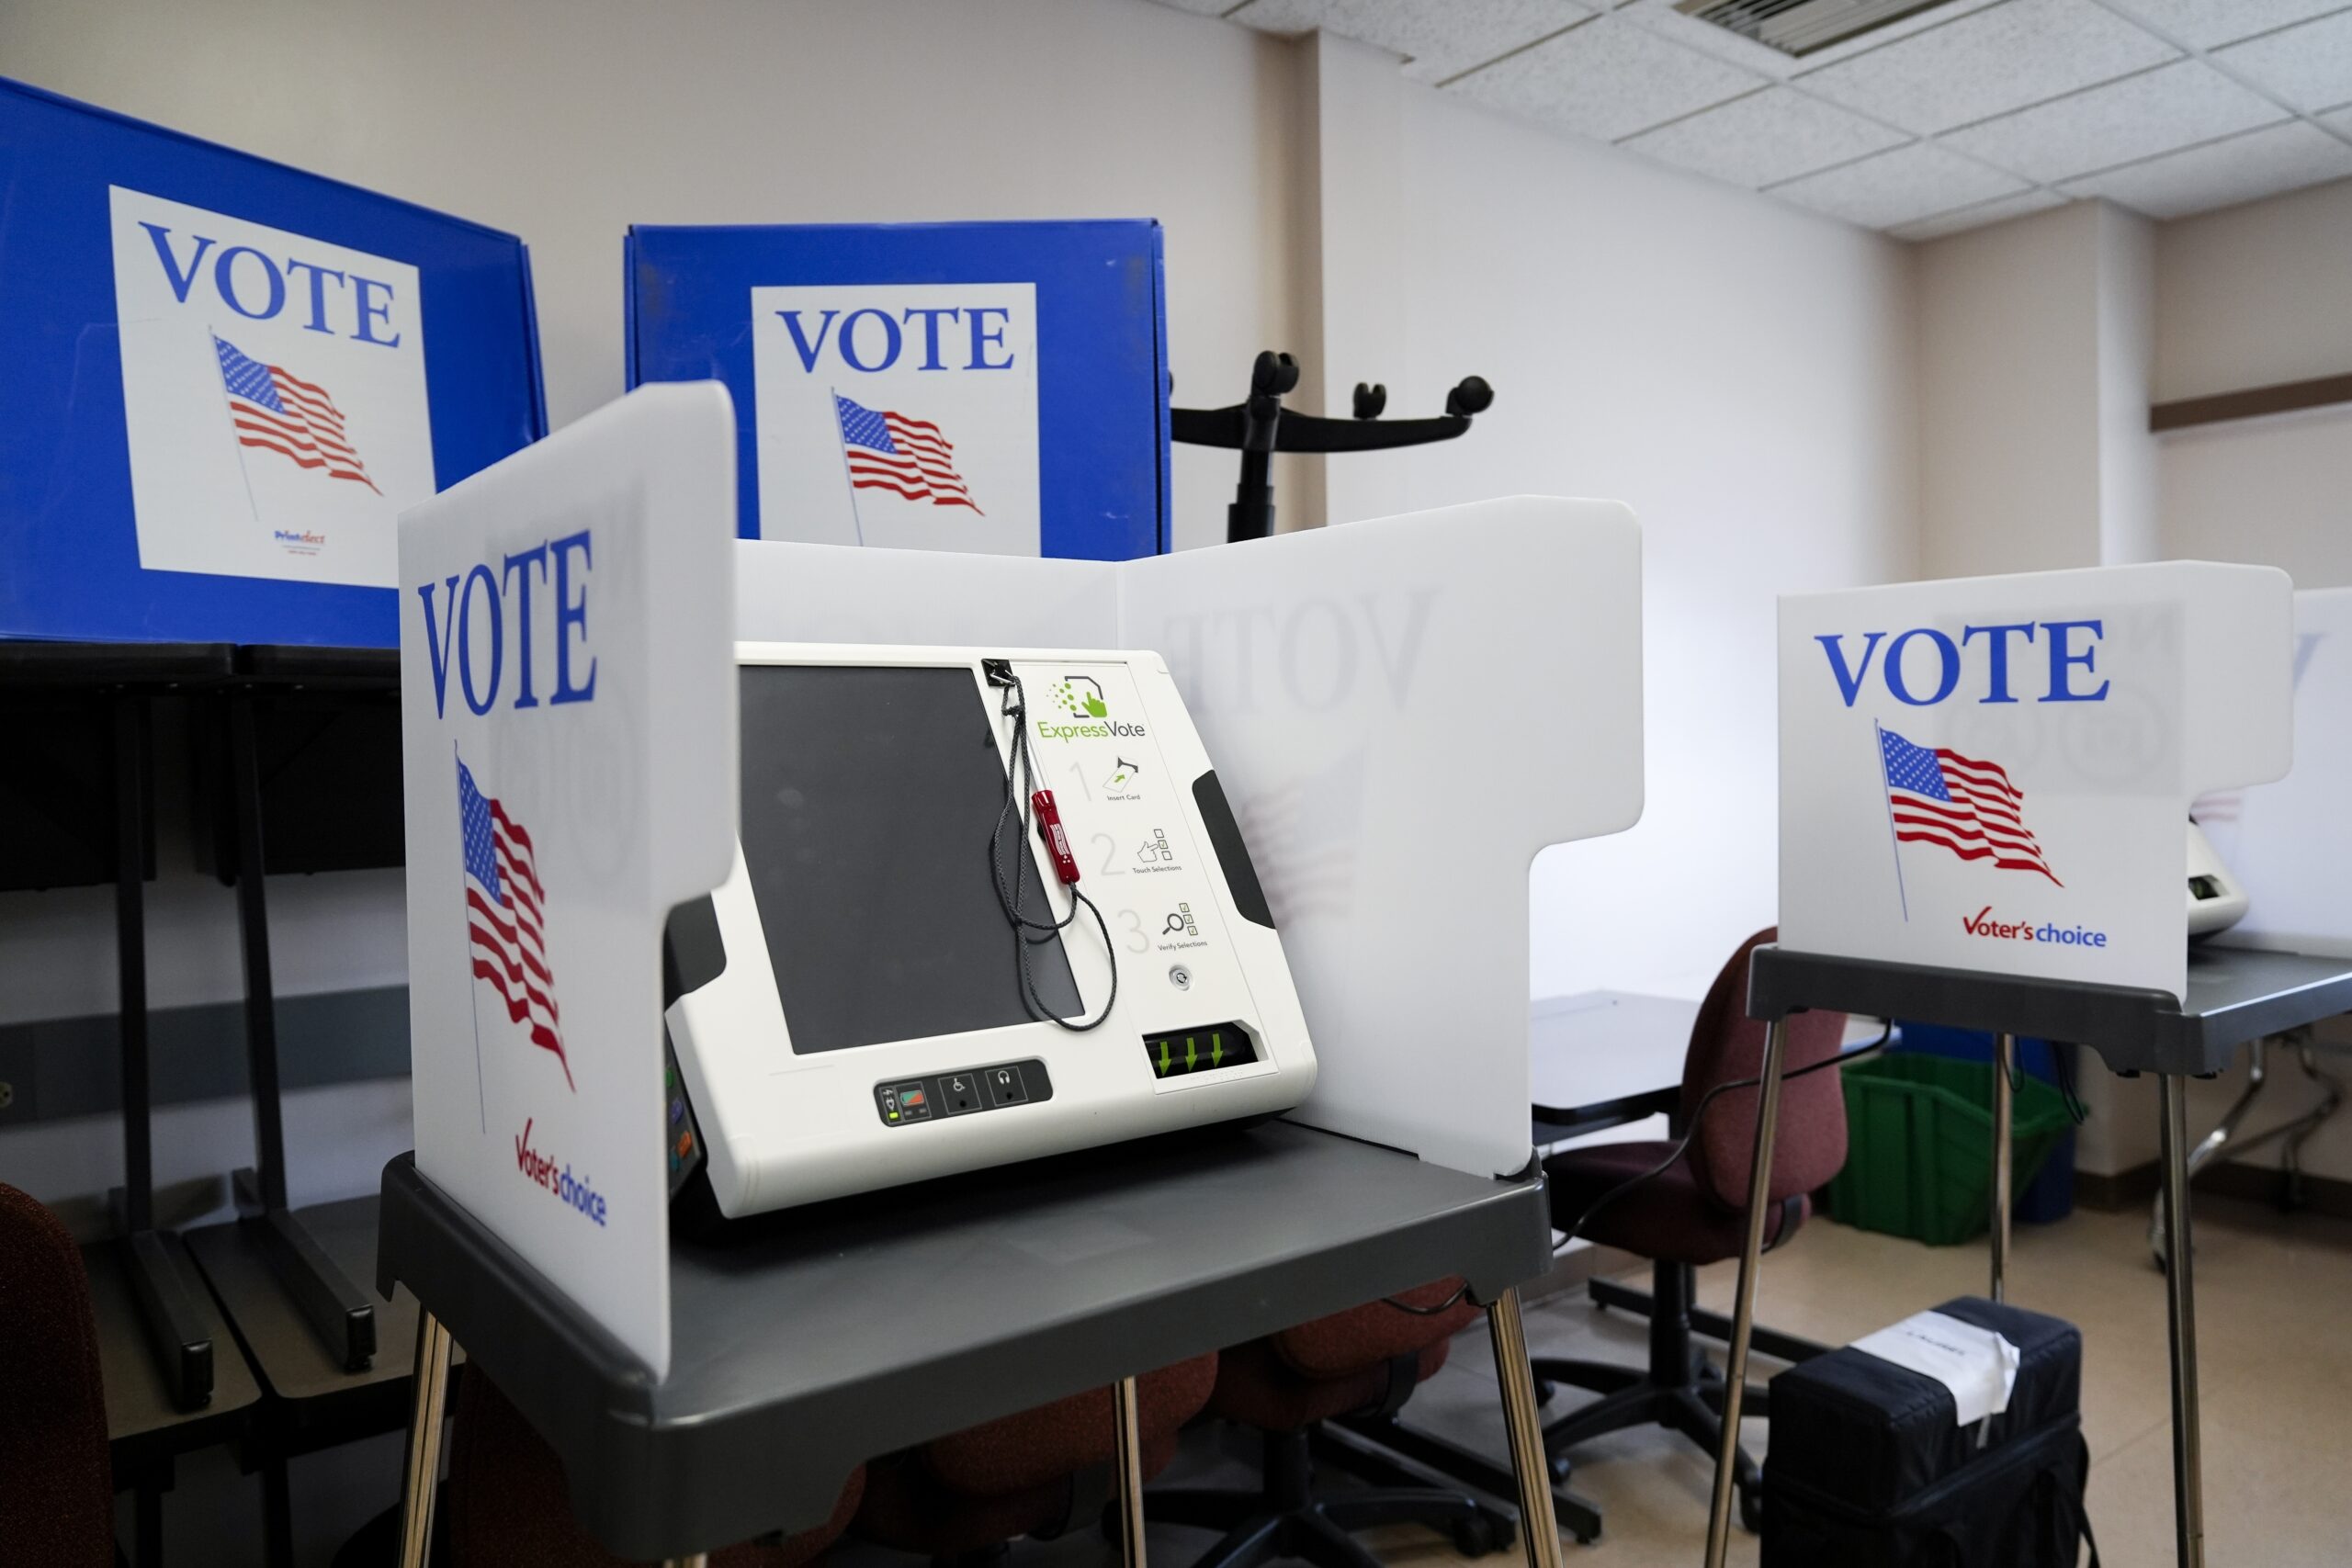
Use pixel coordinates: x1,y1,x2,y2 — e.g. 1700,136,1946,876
2150,372,2352,433
2075,1157,2352,1222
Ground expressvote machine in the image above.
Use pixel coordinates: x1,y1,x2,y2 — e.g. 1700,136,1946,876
663,644,1316,1215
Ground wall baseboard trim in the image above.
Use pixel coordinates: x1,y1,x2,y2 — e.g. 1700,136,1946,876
2074,1163,2161,1211
2075,1158,2352,1221
0,985,410,1130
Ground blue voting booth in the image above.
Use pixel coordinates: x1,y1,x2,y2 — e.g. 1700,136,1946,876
626,220,1170,559
0,77,546,646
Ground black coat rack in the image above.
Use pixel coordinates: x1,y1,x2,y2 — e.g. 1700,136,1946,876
1170,351,1494,542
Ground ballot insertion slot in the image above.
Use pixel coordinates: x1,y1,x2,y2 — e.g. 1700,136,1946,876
1144,1024,1258,1080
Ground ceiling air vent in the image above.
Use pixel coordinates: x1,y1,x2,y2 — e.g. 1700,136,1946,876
1674,0,1951,58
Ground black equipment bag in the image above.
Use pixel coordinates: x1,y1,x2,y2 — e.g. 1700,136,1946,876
1763,1296,2097,1567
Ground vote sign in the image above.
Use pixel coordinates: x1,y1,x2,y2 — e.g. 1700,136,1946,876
400,383,737,1379
627,220,1169,561
113,186,435,589
1779,563,2292,1001
0,78,542,645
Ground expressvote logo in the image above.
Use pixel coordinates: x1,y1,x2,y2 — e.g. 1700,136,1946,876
1055,675,1108,720
108,186,435,589
1036,672,1148,744
752,282,1042,555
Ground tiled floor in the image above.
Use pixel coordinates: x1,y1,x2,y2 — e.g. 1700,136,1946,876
1130,1193,2352,1568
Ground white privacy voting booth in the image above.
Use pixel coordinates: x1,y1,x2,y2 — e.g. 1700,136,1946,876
738,502,1645,1183
1700,560,2305,1568
1779,561,2293,1000
2197,588,2352,961
401,381,1645,1381
399,384,739,1378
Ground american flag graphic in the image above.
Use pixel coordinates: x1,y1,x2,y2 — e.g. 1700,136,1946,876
834,394,980,513
213,334,381,493
458,757,571,1089
1235,749,1365,925
1879,727,2062,886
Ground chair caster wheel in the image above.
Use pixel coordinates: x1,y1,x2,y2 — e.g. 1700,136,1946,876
1546,1450,1573,1483
1532,1377,1556,1404
1740,1484,1765,1536
1451,1512,1512,1557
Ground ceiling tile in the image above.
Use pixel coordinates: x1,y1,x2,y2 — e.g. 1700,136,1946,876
1890,188,2069,240
1448,16,1765,141
1794,0,2179,134
2102,0,2352,51
2213,9,2352,112
2326,105,2352,133
1146,0,1240,15
1769,140,2030,227
2064,118,2352,215
1228,0,1593,82
1940,60,2288,181
1620,85,1910,187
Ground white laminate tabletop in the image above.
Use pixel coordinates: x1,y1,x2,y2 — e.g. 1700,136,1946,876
1530,989,1885,1116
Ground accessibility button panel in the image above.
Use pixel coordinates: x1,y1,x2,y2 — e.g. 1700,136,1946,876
875,1058,1055,1127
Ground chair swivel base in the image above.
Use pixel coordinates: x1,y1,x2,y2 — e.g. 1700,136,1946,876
1533,1260,1769,1535
1588,1273,1833,1367
1147,1425,1516,1568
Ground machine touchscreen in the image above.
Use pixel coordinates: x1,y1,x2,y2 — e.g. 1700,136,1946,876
737,663,1081,1055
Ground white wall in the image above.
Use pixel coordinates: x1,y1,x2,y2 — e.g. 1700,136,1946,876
1916,202,2108,579
1301,61,1922,1001
2154,177,2352,403
2097,206,2160,568
2154,177,2352,591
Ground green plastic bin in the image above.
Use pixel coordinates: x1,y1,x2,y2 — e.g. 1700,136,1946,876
1821,1054,2074,1247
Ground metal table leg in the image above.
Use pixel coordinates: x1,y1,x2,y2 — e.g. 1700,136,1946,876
227,690,378,1370
1487,1289,1566,1568
398,1310,456,1568
1991,1032,2014,1303
1112,1374,1148,1568
113,695,215,1410
1704,1017,1788,1568
2282,1043,2345,1208
2160,1076,2206,1568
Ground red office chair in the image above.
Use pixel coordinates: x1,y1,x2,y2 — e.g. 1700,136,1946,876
1535,929,1848,1532
1144,1280,1516,1568
851,1353,1218,1562
0,1182,114,1567
439,1367,863,1566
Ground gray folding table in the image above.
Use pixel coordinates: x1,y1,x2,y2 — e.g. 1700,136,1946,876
1704,942,2352,1568
379,1119,1573,1568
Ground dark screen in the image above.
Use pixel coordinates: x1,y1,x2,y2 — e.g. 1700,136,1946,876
739,664,1081,1054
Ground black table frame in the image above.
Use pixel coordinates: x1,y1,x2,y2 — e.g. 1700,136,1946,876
1702,942,2352,1568
0,641,236,1416
198,646,403,1375
379,1124,1575,1568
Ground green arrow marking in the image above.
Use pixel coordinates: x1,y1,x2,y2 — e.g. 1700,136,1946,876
1158,1039,1172,1076
1211,1033,1224,1067
1185,1037,1197,1070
